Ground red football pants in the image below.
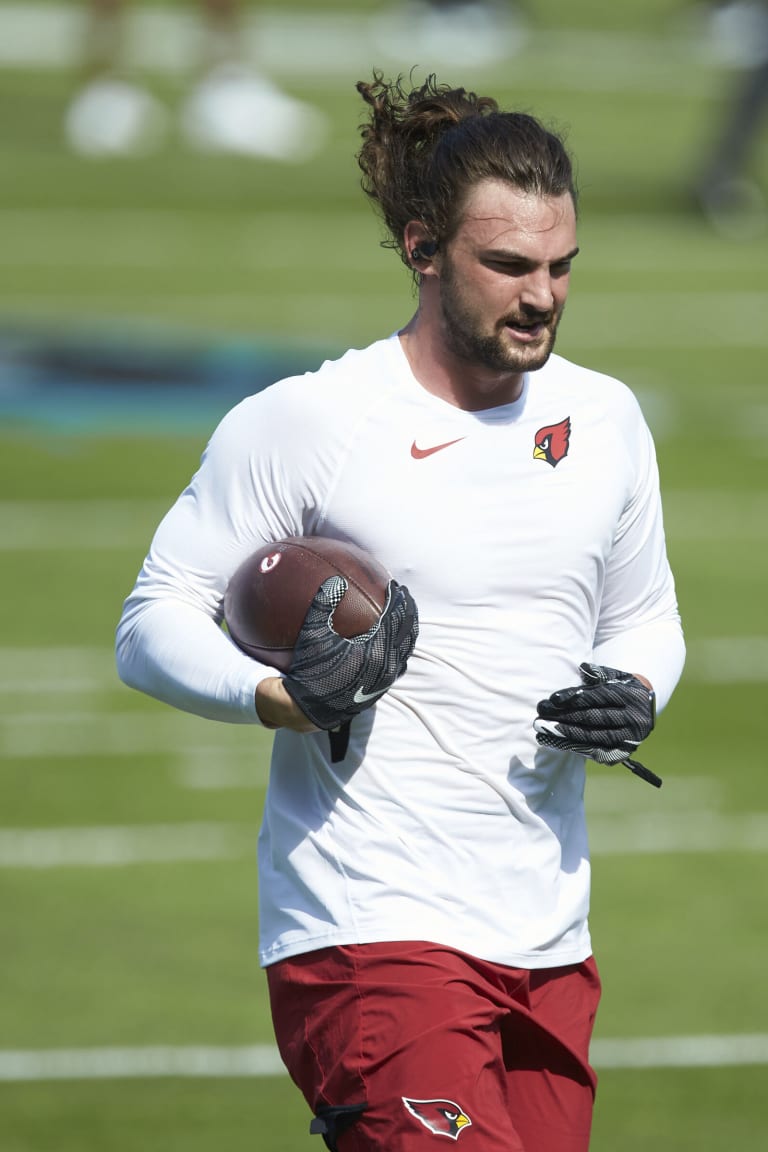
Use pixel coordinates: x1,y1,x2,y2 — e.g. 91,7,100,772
267,941,601,1152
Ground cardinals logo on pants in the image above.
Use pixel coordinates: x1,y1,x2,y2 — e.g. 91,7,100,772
533,417,571,467
402,1097,472,1140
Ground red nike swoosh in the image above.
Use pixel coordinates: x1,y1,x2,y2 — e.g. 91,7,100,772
411,437,465,459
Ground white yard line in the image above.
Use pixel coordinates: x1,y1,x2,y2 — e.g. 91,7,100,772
0,662,762,755
588,811,768,855
0,647,115,695
0,629,767,773
592,1033,768,1069
662,491,768,540
175,752,269,791
0,1045,286,1081
0,710,263,759
1,1034,767,1081
0,501,167,551
585,775,723,814
0,809,765,869
687,636,768,684
0,491,767,552
0,823,252,868
2,638,768,721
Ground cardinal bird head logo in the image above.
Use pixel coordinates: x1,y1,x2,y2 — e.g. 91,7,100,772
533,417,571,467
402,1097,472,1140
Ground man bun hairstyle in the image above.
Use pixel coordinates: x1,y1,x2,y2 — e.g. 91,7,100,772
356,71,577,270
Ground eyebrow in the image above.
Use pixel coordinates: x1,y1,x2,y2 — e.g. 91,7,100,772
485,246,581,265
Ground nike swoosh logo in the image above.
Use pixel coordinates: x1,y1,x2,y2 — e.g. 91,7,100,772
353,685,386,705
411,437,465,459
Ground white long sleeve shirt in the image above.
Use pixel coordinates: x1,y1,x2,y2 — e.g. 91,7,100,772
117,334,685,969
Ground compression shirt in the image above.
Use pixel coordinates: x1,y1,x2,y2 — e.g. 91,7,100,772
116,334,685,968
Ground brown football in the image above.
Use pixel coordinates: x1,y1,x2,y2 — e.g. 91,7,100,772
224,536,391,672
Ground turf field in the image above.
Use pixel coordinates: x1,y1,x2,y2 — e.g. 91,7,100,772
1,2,767,1149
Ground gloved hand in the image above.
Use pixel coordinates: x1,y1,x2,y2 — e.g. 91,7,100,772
534,662,661,787
283,575,418,732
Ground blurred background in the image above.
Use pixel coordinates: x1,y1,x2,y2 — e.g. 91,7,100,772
1,1,767,1149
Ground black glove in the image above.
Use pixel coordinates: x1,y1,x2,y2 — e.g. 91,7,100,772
534,662,661,787
283,575,418,732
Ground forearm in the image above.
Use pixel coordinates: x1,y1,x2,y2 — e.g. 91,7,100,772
591,617,685,712
116,596,271,724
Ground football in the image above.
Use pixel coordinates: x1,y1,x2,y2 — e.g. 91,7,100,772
224,536,391,672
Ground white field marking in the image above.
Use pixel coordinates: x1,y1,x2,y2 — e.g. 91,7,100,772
662,491,768,541
0,500,167,551
1,810,766,870
175,751,269,791
591,1034,768,1069
687,637,768,684
177,766,720,800
0,689,756,760
1,631,768,761
1,491,766,555
0,1045,286,1082
0,4,723,92
0,710,265,760
0,646,115,694
588,811,768,856
0,632,765,748
585,775,723,815
0,824,252,869
0,676,104,696
737,404,768,443
1,1034,767,1081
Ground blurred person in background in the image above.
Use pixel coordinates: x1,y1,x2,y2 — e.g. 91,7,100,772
64,0,327,160
374,0,529,65
693,0,768,229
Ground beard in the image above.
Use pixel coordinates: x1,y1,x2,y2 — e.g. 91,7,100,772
439,260,563,375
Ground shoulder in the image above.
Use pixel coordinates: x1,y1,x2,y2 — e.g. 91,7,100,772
536,353,648,433
258,336,396,407
218,336,398,430
539,353,640,408
532,354,657,485
203,336,400,471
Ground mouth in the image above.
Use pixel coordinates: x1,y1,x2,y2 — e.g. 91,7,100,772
504,316,549,342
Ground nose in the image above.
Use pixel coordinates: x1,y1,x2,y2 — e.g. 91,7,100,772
520,268,555,313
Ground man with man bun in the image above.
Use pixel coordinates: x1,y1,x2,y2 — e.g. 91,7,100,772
117,71,684,1151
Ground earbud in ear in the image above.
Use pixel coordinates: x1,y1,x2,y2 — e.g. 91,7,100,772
411,240,437,261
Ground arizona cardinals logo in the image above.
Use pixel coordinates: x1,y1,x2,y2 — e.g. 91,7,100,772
402,1097,472,1140
533,417,571,467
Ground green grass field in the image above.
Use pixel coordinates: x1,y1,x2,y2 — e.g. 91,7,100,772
1,2,767,1149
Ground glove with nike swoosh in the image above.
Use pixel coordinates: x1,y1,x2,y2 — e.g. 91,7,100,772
283,575,419,732
533,662,662,787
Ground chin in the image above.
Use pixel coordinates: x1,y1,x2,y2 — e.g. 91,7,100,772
520,348,555,373
512,334,557,372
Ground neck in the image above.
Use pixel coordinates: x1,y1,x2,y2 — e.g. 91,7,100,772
399,308,525,412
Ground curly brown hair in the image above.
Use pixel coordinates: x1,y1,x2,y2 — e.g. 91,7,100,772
356,72,577,270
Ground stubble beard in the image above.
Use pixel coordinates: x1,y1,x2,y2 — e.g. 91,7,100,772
439,270,562,376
